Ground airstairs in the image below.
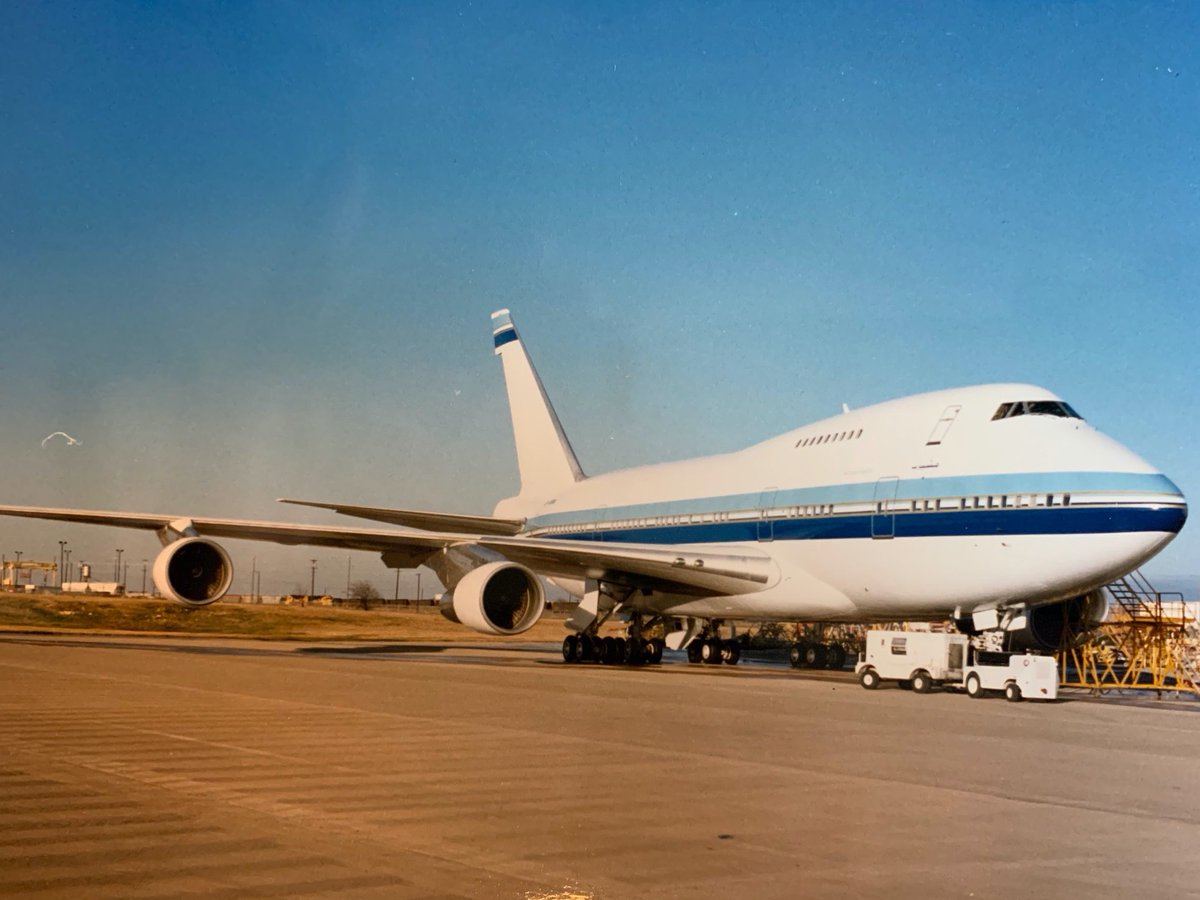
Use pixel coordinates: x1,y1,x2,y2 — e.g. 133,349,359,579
1058,570,1200,695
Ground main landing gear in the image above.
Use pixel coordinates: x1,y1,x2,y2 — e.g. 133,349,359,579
685,636,742,666
561,632,665,666
684,621,742,666
562,612,667,667
788,640,848,671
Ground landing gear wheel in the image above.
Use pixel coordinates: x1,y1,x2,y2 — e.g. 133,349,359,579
911,671,933,694
562,635,577,663
686,640,703,664
859,668,880,690
648,638,665,664
621,637,640,665
721,640,741,666
701,639,723,665
601,636,618,664
572,635,587,663
1005,682,1023,703
804,643,828,669
788,644,804,668
966,673,984,699
825,644,847,670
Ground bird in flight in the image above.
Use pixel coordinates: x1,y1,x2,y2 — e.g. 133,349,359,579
41,432,82,448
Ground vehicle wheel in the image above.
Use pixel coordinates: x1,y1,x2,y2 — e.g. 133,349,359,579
1005,682,1023,703
825,644,847,670
859,668,880,690
911,671,933,694
723,640,741,665
804,643,828,668
686,640,703,664
788,644,804,668
701,639,722,665
572,635,587,663
966,673,984,699
562,635,577,663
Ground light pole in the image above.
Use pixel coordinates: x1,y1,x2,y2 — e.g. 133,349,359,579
14,551,22,589
416,571,422,612
394,568,401,604
58,541,67,589
310,559,317,598
345,556,351,598
115,548,124,583
64,549,71,588
141,560,148,594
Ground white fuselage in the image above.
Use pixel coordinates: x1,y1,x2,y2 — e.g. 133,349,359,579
496,384,1187,622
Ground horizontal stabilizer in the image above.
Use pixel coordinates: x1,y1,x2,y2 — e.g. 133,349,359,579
278,499,525,536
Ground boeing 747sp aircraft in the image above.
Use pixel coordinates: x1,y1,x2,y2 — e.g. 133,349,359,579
0,311,1187,665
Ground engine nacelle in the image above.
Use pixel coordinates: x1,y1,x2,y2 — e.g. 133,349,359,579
1006,591,1110,651
439,561,545,635
152,538,233,607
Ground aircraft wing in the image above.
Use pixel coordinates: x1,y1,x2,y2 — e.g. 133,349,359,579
478,535,778,596
0,505,776,596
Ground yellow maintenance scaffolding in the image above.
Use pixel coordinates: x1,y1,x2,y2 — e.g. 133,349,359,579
1058,571,1200,696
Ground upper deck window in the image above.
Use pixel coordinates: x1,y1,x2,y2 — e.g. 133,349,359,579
991,400,1083,421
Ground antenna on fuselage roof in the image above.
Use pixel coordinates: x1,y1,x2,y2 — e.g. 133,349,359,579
842,403,851,414
491,309,587,499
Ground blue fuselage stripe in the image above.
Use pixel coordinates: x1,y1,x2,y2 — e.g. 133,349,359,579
493,328,518,348
540,506,1187,545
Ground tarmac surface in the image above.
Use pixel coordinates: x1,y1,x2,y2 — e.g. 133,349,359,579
1,633,1198,899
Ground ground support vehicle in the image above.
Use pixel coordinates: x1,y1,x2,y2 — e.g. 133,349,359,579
855,631,967,693
964,652,1058,702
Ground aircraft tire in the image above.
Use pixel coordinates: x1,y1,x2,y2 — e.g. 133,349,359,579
701,639,722,665
686,641,703,664
825,644,847,670
621,638,639,665
804,643,828,669
562,635,577,663
649,638,665,664
788,644,804,668
722,640,741,665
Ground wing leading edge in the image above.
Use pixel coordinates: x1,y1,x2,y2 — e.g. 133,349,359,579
277,498,524,536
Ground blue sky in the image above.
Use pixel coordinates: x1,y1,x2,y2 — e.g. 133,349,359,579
1,2,1197,596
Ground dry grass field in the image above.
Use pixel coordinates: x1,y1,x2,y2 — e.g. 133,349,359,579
0,591,589,642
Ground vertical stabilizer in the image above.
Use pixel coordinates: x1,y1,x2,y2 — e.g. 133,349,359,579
491,310,586,498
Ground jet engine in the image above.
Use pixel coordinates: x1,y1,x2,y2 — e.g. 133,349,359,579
438,561,546,635
1005,591,1110,651
152,537,234,607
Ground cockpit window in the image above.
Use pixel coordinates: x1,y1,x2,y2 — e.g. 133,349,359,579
992,401,1083,421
